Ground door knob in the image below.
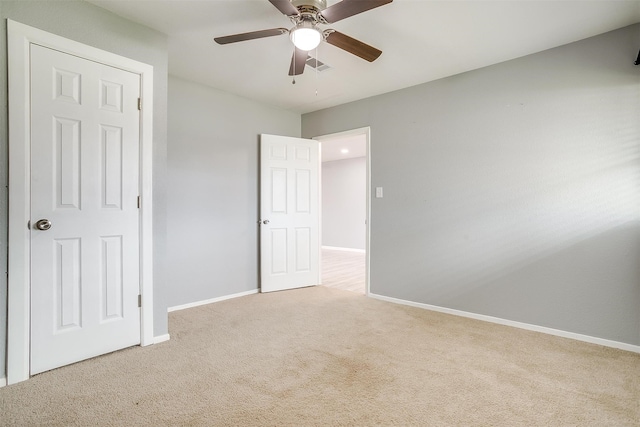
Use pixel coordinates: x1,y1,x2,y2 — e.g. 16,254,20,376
34,219,52,231
263,220,269,225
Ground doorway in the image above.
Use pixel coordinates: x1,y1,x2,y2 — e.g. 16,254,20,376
315,128,370,295
7,20,155,384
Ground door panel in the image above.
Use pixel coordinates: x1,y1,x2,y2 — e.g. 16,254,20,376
295,227,311,272
55,238,82,331
260,135,320,293
101,125,124,209
30,44,141,374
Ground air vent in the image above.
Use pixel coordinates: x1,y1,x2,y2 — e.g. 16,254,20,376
306,57,331,72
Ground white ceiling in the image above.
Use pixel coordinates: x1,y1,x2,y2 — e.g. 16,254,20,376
87,0,640,114
321,133,367,162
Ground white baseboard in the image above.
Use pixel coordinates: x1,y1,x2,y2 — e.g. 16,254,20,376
322,245,366,253
0,377,6,388
168,289,259,313
153,334,170,344
369,293,640,354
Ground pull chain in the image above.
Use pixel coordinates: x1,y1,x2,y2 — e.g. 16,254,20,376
292,48,296,84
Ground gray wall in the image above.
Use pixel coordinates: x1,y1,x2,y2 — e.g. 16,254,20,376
303,24,640,346
0,0,170,379
322,157,366,250
167,76,300,307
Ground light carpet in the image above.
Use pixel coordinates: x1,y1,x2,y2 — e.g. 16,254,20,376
1,286,639,426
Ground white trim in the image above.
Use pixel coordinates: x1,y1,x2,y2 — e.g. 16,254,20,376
321,246,366,254
0,377,6,388
168,289,259,312
318,142,323,287
314,127,371,296
369,293,640,354
153,334,171,344
7,20,155,385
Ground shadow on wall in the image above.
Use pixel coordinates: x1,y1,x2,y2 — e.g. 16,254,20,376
449,221,640,343
383,131,639,296
374,114,640,343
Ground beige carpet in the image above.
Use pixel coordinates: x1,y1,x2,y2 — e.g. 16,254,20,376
1,286,639,426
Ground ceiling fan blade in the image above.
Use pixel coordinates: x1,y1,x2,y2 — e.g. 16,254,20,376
319,0,392,24
269,0,300,17
288,48,308,76
325,31,382,62
214,28,288,45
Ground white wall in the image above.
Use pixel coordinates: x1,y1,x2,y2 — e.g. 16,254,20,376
167,76,300,307
303,24,640,346
322,157,366,250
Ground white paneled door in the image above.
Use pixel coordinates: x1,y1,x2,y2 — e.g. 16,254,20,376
30,44,141,374
260,135,320,292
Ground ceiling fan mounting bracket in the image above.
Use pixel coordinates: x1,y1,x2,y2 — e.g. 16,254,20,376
288,1,328,26
291,0,327,13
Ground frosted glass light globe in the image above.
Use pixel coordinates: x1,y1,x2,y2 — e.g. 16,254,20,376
290,27,322,51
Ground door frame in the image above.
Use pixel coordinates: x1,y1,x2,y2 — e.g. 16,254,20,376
7,20,155,384
313,127,371,295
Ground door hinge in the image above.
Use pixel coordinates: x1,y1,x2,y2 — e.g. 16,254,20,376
138,294,142,308
137,98,142,110
137,196,141,209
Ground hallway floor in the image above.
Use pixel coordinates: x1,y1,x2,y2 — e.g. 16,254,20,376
320,248,365,294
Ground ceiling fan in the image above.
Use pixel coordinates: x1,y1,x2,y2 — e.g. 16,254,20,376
214,0,393,76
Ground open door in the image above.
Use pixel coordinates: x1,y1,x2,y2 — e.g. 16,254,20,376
260,134,320,293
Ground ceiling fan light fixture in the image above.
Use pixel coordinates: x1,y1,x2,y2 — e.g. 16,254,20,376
290,24,322,51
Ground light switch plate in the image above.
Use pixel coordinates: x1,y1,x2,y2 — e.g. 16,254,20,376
375,187,383,198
